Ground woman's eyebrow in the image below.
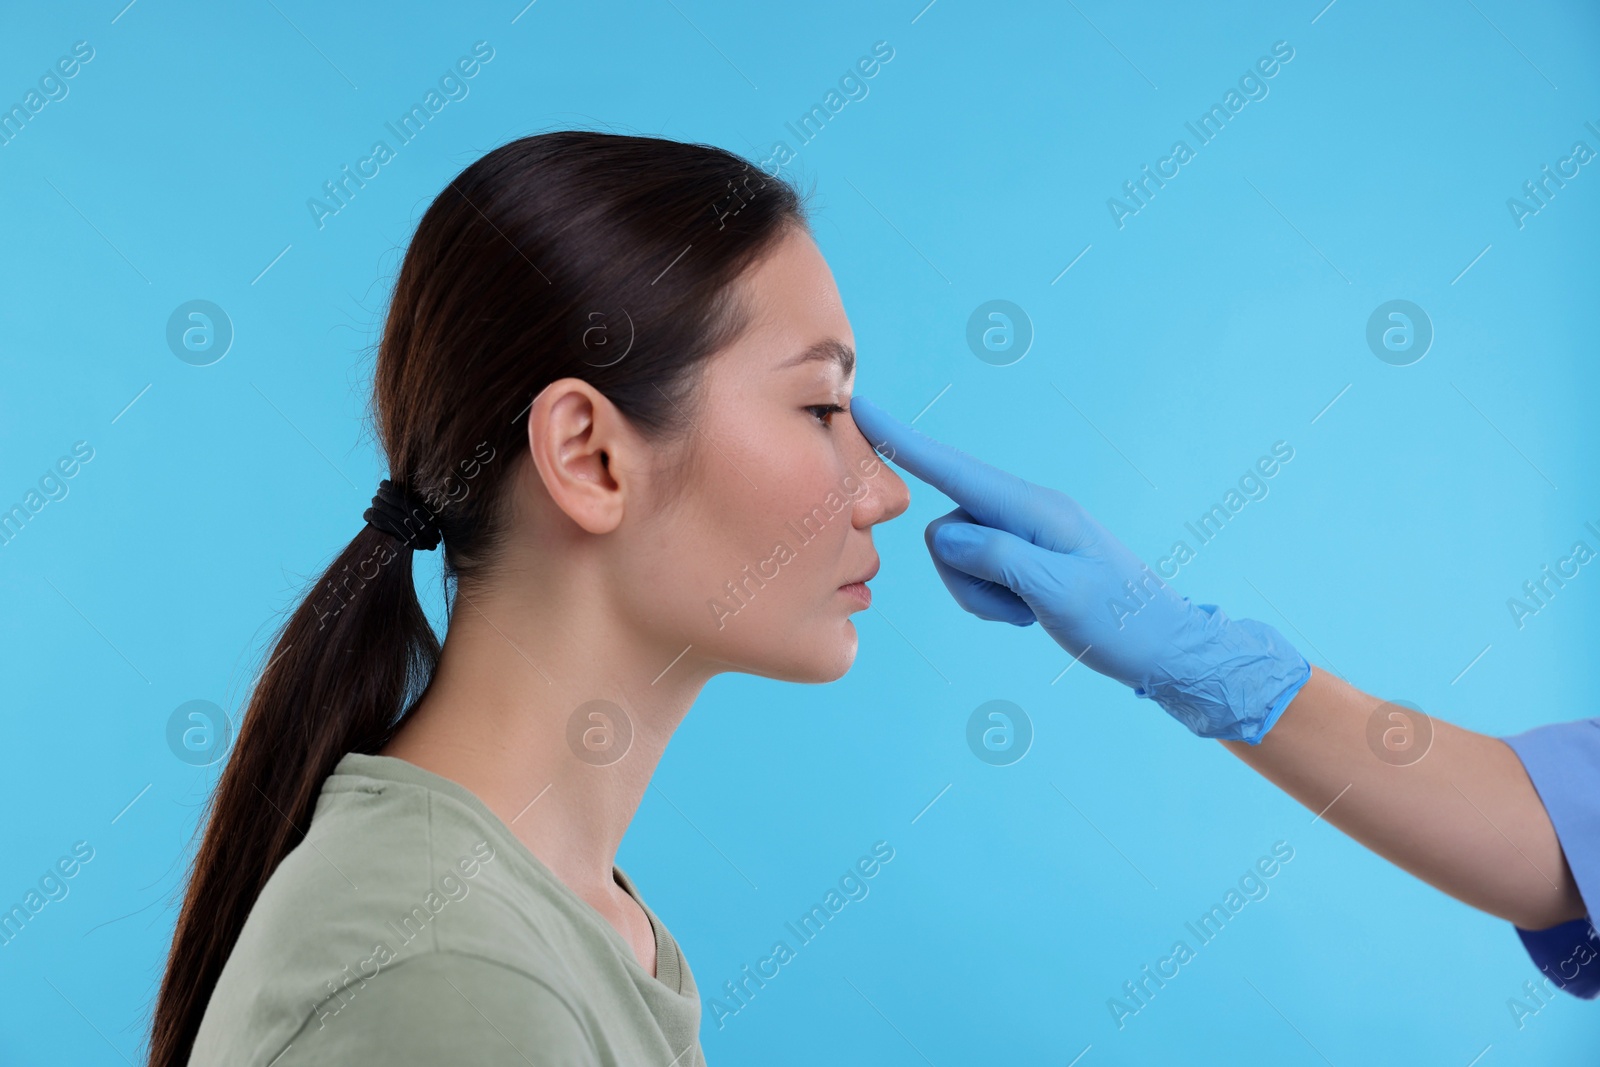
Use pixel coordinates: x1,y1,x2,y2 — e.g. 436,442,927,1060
779,338,855,378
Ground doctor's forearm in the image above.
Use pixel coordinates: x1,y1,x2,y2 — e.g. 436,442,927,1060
1220,666,1584,931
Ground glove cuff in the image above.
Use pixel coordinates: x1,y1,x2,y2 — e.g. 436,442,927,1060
1132,606,1312,743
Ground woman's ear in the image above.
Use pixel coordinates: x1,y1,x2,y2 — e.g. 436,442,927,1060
524,378,633,535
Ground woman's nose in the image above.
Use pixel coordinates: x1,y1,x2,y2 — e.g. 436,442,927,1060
847,415,911,526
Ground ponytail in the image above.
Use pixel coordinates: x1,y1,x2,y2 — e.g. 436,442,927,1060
146,524,437,1065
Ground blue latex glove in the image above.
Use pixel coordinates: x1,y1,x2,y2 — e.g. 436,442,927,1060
849,395,1311,744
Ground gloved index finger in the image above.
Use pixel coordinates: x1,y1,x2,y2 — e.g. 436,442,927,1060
849,394,1070,548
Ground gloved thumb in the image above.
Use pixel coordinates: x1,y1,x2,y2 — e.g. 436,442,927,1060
924,508,1037,626
930,521,1055,602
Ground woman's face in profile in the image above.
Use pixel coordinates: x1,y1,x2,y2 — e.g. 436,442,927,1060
626,226,911,684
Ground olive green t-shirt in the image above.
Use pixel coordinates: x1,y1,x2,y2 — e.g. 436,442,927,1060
188,753,705,1066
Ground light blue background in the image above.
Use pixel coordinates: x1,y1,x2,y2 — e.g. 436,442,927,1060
2,0,1597,1063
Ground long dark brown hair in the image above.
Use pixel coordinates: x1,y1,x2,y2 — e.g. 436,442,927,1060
147,130,807,1065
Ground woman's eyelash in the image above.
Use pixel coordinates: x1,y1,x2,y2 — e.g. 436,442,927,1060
806,403,846,427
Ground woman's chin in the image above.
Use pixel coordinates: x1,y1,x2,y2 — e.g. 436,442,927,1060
813,626,860,682
746,629,858,684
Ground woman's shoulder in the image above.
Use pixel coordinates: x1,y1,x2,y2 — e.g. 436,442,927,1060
191,945,596,1066
187,754,599,1064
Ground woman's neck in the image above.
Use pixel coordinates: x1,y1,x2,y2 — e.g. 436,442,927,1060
380,575,710,917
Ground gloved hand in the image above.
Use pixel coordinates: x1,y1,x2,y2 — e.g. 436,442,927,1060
848,395,1311,744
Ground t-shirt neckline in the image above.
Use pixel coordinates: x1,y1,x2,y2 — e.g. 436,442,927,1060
326,751,684,995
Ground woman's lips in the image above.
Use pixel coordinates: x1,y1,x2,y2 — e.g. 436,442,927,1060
838,581,871,608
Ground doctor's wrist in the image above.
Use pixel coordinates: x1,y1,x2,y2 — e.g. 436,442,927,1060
1133,611,1312,744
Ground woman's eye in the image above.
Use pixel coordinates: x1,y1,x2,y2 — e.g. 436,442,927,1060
806,403,846,427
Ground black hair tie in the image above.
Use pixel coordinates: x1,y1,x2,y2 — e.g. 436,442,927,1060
364,478,442,551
